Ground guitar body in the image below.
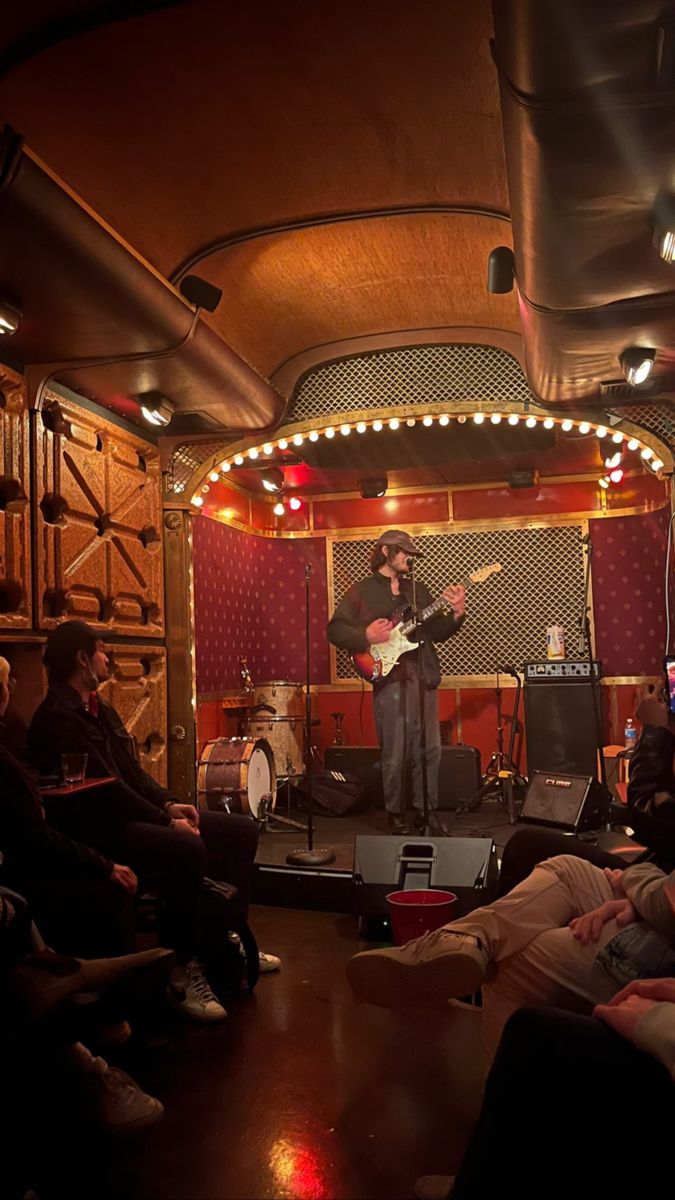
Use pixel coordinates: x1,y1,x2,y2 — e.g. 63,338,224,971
352,605,418,683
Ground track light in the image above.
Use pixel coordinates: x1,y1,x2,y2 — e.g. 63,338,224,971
652,191,675,263
487,246,515,294
139,392,175,427
620,347,656,387
179,274,223,312
0,299,21,335
260,467,284,493
360,476,388,498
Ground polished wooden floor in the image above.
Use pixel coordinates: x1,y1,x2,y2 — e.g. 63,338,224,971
104,906,484,1200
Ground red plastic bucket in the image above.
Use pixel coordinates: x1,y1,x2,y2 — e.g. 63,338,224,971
386,888,458,946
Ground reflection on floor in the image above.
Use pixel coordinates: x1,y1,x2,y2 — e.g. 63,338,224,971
112,905,484,1200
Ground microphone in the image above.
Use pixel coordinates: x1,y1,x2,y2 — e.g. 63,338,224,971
498,664,520,677
406,556,414,568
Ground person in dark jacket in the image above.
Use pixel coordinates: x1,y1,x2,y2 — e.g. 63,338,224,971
327,530,465,833
27,622,280,1023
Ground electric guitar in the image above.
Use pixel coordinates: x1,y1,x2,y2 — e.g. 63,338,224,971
350,562,502,683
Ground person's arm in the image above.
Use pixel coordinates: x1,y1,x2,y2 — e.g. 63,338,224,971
327,586,370,654
595,980,675,1081
413,583,465,644
620,861,675,938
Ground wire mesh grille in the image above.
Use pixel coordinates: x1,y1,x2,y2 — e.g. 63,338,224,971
289,344,534,421
167,440,230,494
331,525,586,679
608,404,675,451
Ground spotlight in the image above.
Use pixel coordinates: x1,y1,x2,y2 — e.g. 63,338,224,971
561,419,574,432
0,299,21,335
609,468,624,483
627,438,639,451
356,422,367,433
209,471,219,482
487,246,515,294
473,413,485,424
288,496,302,511
579,422,591,435
273,501,285,517
598,476,610,490
652,191,675,263
325,427,335,439
543,418,554,429
491,414,502,425
439,415,449,426
191,494,204,506
220,461,231,473
360,476,388,498
508,414,519,426
389,418,400,430
423,415,434,427
595,426,607,439
605,452,622,470
139,392,175,427
179,274,222,312
293,433,304,446
525,416,537,428
260,467,284,493
372,420,383,432
620,347,656,387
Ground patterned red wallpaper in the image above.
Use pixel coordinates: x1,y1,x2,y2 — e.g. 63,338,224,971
193,517,330,692
590,506,674,676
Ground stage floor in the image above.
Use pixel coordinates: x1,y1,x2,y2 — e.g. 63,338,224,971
254,794,519,872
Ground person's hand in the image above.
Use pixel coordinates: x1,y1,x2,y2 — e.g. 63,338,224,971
569,898,636,945
110,864,138,894
607,977,675,1008
365,618,394,645
0,679,10,719
171,817,200,837
166,802,199,829
603,867,626,895
594,994,658,1041
442,584,466,618
634,680,669,729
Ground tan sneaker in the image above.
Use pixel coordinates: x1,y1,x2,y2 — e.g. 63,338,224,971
346,928,487,1010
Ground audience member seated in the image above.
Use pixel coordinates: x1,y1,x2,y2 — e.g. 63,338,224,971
498,678,675,896
348,852,675,1059
27,621,280,1021
414,986,675,1200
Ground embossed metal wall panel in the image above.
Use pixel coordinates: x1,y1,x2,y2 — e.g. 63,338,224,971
36,394,164,636
331,525,586,679
100,642,167,787
0,367,31,627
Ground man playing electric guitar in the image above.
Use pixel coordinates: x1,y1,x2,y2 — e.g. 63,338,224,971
327,529,465,834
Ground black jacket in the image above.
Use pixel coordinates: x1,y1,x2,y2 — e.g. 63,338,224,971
327,571,464,689
627,724,675,872
0,736,113,889
28,685,172,828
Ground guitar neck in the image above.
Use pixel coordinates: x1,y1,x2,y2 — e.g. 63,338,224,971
400,575,471,636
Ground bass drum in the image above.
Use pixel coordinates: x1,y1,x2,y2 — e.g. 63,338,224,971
197,737,276,820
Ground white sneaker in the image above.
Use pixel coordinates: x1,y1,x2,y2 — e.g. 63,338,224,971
231,933,282,974
86,1056,164,1133
167,961,227,1022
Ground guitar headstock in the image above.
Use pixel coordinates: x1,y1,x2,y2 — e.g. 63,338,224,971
469,562,502,584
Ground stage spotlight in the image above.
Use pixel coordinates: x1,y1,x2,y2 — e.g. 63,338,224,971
487,246,515,293
261,467,284,493
273,501,285,517
609,468,624,484
605,452,622,470
652,191,675,263
0,299,21,335
139,392,175,427
620,347,656,387
360,477,388,498
179,275,223,311
288,496,302,511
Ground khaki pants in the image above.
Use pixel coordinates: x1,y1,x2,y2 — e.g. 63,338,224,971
445,854,625,1059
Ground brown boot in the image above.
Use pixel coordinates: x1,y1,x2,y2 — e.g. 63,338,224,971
12,947,174,1020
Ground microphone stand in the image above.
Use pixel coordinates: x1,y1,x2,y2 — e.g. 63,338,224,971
578,535,612,826
409,558,444,836
286,564,336,867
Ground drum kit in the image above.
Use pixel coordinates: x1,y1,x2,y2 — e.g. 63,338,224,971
197,681,317,832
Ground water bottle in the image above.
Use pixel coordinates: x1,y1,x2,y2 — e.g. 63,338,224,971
624,717,637,753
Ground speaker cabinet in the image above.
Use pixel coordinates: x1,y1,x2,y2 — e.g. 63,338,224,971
524,680,600,776
352,834,497,917
519,770,608,832
325,745,481,810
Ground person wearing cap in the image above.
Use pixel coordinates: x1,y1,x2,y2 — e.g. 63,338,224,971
27,621,281,1024
327,531,465,833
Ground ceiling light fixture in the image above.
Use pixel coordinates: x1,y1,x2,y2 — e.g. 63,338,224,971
0,299,21,335
360,476,388,498
620,347,656,387
139,392,175,427
487,246,515,293
652,191,675,263
260,467,284,493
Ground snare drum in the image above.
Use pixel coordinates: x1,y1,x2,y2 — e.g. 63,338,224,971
197,737,276,819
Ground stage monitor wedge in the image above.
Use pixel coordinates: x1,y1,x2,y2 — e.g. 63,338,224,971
353,834,497,919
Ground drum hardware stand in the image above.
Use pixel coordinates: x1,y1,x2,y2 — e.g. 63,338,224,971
286,564,336,867
257,791,307,835
457,666,525,823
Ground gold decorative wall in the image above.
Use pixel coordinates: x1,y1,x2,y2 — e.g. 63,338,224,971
100,642,168,787
0,367,31,628
35,392,164,636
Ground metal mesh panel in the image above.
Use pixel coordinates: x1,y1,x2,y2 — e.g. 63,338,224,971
331,526,586,679
289,344,534,421
167,440,230,494
608,404,675,451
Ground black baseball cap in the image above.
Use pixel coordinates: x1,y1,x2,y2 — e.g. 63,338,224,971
375,529,424,557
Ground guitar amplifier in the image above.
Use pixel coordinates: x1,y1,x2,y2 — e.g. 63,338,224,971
324,745,480,810
524,661,602,776
519,770,609,832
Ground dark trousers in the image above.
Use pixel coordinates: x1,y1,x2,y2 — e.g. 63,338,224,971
27,875,136,958
449,1006,674,1199
47,797,259,963
373,674,440,813
497,826,629,897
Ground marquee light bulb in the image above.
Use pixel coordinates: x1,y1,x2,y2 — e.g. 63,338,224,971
273,502,285,516
598,476,610,489
651,458,664,471
491,414,502,425
209,471,219,482
457,414,467,424
389,418,400,430
234,454,244,465
325,427,335,439
248,447,259,459
356,422,367,433
439,415,449,426
340,424,351,436
293,433,304,446
406,418,416,427
612,431,623,444
508,414,519,425
278,439,288,450
373,420,383,431
627,438,639,451
288,496,302,511
561,419,573,432
473,413,485,424
595,426,607,439
220,461,231,473
526,416,537,428
263,443,274,455
543,418,554,429
309,430,319,441
609,468,624,483
578,422,591,435
423,415,433,427
641,447,654,460
191,494,204,506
